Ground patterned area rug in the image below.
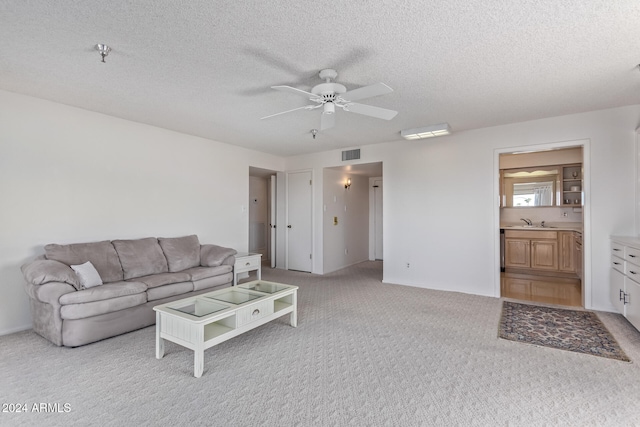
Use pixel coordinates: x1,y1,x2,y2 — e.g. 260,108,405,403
499,301,630,361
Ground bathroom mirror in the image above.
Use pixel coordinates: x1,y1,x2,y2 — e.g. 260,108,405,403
501,168,558,207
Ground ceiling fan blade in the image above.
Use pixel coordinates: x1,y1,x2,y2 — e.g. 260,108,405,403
343,103,398,120
341,82,393,102
271,85,318,99
320,112,335,131
260,104,318,120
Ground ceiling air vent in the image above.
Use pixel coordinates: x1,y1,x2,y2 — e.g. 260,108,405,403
342,149,361,161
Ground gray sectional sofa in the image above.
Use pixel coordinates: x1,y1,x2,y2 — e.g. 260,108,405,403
21,235,236,347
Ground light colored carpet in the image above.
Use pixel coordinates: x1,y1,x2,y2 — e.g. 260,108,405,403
2,261,640,426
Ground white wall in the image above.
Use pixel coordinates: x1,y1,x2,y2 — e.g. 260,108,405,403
322,170,369,273
0,90,284,335
286,105,640,311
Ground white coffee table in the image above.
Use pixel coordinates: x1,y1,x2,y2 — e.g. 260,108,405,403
153,280,297,377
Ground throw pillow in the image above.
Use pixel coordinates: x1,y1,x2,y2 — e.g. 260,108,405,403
71,261,103,289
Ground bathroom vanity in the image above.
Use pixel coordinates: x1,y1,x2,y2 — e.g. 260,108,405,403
503,227,581,276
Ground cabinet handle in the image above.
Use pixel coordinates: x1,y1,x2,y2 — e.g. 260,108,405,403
613,262,621,265
620,289,625,301
623,292,629,305
613,248,621,251
252,309,260,316
630,254,637,258
246,262,251,266
630,271,637,275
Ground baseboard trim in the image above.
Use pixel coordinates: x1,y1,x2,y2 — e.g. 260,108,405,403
0,323,32,336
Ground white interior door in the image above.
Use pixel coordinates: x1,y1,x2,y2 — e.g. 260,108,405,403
270,175,276,268
287,171,312,272
373,178,383,260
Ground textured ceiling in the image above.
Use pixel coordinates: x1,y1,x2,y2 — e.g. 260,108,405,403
2,1,640,156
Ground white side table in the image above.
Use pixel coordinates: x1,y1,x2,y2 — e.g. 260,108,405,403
233,252,262,286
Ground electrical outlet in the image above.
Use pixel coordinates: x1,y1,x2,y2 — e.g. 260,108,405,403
562,211,568,217
406,263,410,268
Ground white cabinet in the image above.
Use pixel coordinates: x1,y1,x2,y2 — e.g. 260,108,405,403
610,237,640,331
233,252,262,286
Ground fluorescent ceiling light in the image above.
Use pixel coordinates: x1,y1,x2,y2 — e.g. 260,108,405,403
401,123,451,140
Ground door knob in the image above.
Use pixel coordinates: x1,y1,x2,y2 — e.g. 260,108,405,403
287,225,292,228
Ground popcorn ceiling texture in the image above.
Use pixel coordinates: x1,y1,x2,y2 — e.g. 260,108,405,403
2,261,640,425
0,1,639,156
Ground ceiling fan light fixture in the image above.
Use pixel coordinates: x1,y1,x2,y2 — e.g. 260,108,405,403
323,102,335,115
95,44,112,63
401,123,451,140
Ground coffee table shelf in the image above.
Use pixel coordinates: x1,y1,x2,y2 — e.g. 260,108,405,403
154,280,297,377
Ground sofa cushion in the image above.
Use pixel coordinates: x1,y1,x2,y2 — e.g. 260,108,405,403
158,235,201,272
60,294,147,320
200,245,237,267
21,259,81,290
182,265,233,281
70,261,103,289
59,281,147,305
192,272,233,291
112,238,168,280
45,240,124,283
146,281,193,301
131,272,191,289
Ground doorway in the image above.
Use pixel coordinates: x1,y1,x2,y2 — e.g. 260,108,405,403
323,162,383,274
249,167,279,268
495,141,590,308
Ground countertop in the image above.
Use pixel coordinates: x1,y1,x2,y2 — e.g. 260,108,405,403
501,222,582,232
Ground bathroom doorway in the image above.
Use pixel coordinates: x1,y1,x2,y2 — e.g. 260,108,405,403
495,141,590,308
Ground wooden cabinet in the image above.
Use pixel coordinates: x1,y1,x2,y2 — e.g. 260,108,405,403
609,237,640,332
504,238,530,268
505,229,579,275
531,239,558,270
558,231,576,273
505,230,558,271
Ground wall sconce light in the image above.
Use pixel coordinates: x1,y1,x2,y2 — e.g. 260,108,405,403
344,178,351,190
401,123,451,140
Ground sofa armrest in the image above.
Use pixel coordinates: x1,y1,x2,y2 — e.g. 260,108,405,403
21,258,81,290
24,281,76,305
200,244,237,267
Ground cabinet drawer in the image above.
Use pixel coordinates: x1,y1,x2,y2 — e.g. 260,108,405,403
235,256,261,271
611,242,624,258
505,230,557,240
611,256,624,273
236,300,274,327
625,262,640,284
626,246,640,266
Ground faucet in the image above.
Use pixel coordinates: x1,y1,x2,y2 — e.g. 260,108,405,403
520,218,532,226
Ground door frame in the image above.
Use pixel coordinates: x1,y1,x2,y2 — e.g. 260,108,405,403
369,176,383,260
493,139,591,308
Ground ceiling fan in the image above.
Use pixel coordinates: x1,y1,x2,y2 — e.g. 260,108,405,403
261,69,398,131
